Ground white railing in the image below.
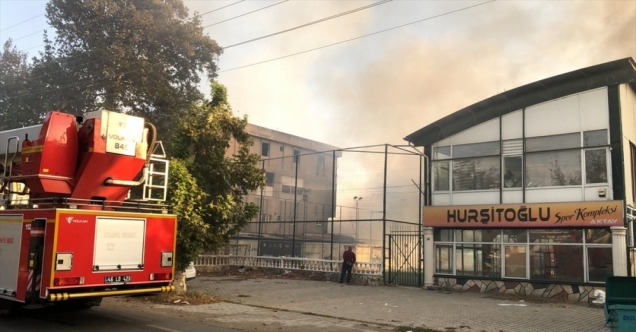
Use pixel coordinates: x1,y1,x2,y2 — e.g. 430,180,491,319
195,255,382,276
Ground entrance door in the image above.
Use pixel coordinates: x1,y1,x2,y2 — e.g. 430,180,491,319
385,227,422,287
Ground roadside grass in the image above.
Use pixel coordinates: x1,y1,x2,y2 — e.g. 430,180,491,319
135,290,219,305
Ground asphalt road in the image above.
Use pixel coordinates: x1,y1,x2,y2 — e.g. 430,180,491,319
0,299,241,332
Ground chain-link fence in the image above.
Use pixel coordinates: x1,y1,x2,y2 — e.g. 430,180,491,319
226,144,424,266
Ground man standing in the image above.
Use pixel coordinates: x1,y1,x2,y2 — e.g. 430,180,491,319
339,246,356,284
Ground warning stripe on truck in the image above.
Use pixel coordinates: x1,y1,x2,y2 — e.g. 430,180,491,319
48,285,174,302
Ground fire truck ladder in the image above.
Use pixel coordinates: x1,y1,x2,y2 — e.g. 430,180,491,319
142,141,169,202
2,136,19,179
1,136,27,207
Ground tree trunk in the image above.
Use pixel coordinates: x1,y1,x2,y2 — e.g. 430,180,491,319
173,270,187,294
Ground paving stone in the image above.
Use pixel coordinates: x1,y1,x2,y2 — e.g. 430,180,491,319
188,276,608,332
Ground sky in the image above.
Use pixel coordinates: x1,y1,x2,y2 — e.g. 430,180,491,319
1,0,635,149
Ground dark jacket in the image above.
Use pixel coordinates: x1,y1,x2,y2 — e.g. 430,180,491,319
343,250,356,265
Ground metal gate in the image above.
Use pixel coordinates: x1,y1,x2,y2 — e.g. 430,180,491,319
384,226,422,287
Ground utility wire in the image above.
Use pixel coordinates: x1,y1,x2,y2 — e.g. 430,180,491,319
11,1,248,82
10,1,244,49
219,0,495,72
222,0,394,49
7,0,388,94
11,29,45,42
196,0,245,18
0,13,44,32
202,0,289,29
4,0,494,99
24,44,45,51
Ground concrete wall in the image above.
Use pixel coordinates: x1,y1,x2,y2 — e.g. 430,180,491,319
620,83,636,206
196,265,383,286
436,277,604,303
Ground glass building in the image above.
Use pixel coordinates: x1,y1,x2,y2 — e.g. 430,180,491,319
405,58,636,301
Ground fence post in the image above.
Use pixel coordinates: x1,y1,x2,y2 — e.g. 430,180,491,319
292,153,299,257
330,150,336,261
382,144,388,282
257,160,265,256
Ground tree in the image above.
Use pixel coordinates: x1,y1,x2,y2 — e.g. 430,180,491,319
0,40,43,130
29,0,222,136
168,82,265,292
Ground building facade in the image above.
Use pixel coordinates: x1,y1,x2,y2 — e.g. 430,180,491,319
405,58,636,301
226,123,342,258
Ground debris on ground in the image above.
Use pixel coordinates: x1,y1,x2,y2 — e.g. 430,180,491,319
134,290,219,305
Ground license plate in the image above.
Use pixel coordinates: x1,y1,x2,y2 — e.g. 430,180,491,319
104,275,131,284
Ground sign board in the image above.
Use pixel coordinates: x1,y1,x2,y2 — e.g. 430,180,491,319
423,200,623,228
104,111,144,157
0,215,23,295
94,217,146,270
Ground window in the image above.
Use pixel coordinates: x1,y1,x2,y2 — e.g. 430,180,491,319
265,172,275,186
526,133,580,152
433,146,451,160
433,161,449,191
452,157,500,191
586,229,612,244
453,230,501,277
456,244,501,278
317,155,325,176
525,150,581,187
503,229,527,243
587,247,613,282
585,149,607,184
503,156,522,188
529,229,583,243
456,229,500,243
293,149,300,164
262,142,270,157
584,129,608,147
529,245,584,282
433,228,611,283
452,141,500,158
504,246,526,278
282,185,293,194
434,229,453,242
436,245,453,274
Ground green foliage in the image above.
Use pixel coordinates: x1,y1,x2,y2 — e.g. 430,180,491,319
0,40,44,130
28,0,221,137
168,82,265,272
167,158,210,272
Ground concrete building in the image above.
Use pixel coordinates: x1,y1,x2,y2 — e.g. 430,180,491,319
227,123,342,258
405,58,636,301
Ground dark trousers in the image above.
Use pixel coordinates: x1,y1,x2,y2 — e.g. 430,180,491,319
339,262,352,283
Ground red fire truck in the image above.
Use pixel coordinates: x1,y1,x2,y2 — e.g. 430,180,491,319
0,110,177,311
